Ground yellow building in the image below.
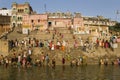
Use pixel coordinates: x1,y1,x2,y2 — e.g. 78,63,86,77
11,2,33,28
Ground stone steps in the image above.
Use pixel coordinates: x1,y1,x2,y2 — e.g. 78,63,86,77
29,35,52,40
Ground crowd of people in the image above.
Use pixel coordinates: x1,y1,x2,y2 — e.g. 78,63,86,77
0,52,120,69
81,35,118,53
0,53,86,69
0,27,120,69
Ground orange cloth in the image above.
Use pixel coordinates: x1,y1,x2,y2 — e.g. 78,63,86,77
61,46,65,51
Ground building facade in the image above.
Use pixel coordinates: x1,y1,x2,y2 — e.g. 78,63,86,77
73,12,84,34
22,14,48,32
47,12,116,36
0,15,11,36
47,12,73,28
0,8,12,16
83,16,117,36
9,2,117,36
11,2,33,27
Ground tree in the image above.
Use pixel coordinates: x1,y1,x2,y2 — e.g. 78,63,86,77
109,23,120,32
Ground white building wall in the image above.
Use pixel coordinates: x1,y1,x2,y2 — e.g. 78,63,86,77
0,9,12,16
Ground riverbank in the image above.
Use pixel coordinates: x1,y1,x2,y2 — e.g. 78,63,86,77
1,43,119,67
0,27,120,66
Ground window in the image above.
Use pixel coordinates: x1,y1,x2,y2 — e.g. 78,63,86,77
13,16,16,19
20,17,22,21
18,17,22,21
38,19,40,22
18,17,20,20
25,8,28,13
92,29,95,32
13,8,16,10
31,20,34,23
18,9,24,13
25,8,28,10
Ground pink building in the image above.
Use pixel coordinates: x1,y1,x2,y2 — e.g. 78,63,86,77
47,12,73,28
22,14,48,31
48,18,72,28
73,17,84,29
73,17,85,34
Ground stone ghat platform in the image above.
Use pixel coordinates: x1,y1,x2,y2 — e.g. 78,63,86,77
0,26,120,65
7,43,120,66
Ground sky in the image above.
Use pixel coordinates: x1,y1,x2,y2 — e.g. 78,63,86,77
0,0,120,22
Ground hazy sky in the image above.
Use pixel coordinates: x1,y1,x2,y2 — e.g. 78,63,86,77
0,0,120,21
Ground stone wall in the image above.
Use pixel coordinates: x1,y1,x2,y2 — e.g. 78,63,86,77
0,25,11,35
0,40,9,56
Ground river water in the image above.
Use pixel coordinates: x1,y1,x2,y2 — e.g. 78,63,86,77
0,65,120,80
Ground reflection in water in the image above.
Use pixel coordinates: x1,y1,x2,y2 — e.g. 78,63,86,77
0,65,120,80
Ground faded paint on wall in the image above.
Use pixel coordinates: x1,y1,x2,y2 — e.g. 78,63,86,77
22,14,48,31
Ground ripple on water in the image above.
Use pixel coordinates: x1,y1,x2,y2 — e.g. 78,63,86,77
0,65,120,80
